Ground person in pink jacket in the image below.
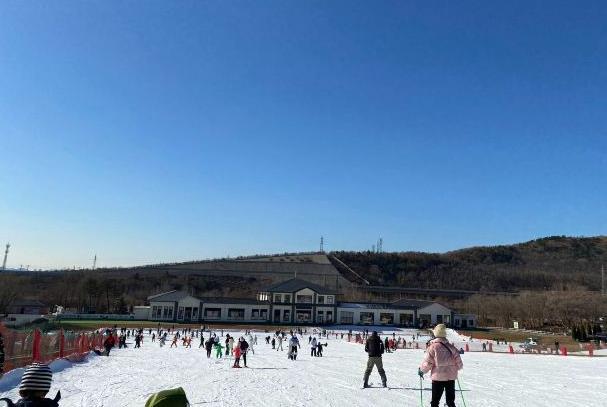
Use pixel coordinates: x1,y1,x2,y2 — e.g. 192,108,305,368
418,324,464,407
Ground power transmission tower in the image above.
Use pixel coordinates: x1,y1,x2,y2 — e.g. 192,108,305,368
93,254,97,270
2,243,9,271
320,236,324,253
378,237,383,253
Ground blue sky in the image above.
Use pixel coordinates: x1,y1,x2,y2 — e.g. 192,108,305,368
1,1,606,269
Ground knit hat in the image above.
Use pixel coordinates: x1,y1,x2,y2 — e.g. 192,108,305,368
19,363,53,392
145,387,189,407
433,324,447,339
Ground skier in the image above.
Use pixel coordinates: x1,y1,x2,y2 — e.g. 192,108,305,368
418,324,463,407
247,334,255,354
276,335,284,351
317,341,326,357
205,338,213,358
288,335,300,360
225,335,231,356
232,344,242,368
214,341,224,358
135,335,141,348
152,333,156,343
103,334,116,356
363,331,387,388
310,337,317,357
384,337,390,353
240,337,250,367
170,336,178,348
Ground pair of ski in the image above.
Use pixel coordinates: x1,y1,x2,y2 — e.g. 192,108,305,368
362,382,389,389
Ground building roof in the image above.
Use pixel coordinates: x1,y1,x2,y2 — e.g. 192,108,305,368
338,299,450,311
147,290,192,302
390,299,436,309
9,299,47,307
266,278,336,295
200,297,268,305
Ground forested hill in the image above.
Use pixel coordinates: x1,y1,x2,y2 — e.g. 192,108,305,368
329,236,607,292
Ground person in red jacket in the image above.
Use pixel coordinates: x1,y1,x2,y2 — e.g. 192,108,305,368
232,345,242,368
103,335,116,356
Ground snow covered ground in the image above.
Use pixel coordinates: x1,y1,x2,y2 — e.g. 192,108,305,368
1,328,606,406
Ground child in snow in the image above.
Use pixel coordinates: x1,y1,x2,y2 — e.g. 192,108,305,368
170,337,178,348
232,345,242,368
418,324,463,407
214,342,224,358
271,337,276,349
0,363,62,407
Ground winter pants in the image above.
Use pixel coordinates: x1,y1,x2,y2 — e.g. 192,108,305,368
363,357,386,384
311,348,316,357
242,352,247,367
431,380,456,407
206,349,212,358
104,345,112,356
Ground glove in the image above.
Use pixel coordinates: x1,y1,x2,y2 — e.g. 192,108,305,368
418,368,424,379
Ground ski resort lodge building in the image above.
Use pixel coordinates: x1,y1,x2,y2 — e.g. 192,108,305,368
145,278,454,327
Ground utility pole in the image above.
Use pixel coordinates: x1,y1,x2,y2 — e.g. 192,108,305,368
92,254,97,270
1,243,9,271
602,264,605,296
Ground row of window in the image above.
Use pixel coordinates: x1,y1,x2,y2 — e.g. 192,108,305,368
273,293,334,304
338,312,451,325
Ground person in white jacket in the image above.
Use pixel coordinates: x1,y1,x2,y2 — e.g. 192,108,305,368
247,334,255,354
310,337,317,357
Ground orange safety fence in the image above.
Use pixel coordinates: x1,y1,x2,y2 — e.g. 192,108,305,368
0,324,107,375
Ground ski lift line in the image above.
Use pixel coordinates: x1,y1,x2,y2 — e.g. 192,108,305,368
330,255,370,285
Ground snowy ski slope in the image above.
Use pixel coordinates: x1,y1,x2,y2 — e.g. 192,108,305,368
1,328,605,406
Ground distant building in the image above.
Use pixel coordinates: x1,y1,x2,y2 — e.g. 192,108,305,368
453,313,477,329
6,299,49,315
146,278,459,327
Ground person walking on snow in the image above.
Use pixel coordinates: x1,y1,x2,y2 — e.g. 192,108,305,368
310,337,317,357
247,334,255,354
240,337,250,367
276,335,284,351
233,344,242,368
205,338,213,358
363,331,387,388
418,324,464,407
288,335,300,360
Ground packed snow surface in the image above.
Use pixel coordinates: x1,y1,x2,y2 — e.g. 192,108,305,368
1,328,605,406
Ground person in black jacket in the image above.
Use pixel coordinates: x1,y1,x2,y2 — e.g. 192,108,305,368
363,331,387,388
240,337,250,367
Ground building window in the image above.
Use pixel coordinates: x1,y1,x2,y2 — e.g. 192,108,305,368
152,306,159,319
317,296,325,304
399,313,413,326
228,308,245,320
192,307,199,320
317,310,324,323
257,292,269,301
260,309,268,320
418,314,431,327
380,313,394,324
436,315,443,323
468,319,475,327
296,295,313,304
205,308,221,319
283,310,291,322
360,312,374,324
274,309,281,322
177,307,184,320
284,294,291,303
326,296,334,304
340,311,354,324
274,294,282,303
326,311,333,323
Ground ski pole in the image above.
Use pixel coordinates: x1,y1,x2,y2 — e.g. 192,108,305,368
419,376,423,407
457,377,467,407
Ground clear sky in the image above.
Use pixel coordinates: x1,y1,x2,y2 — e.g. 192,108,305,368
1,1,606,269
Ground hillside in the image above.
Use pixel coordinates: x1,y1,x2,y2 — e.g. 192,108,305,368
329,236,607,292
